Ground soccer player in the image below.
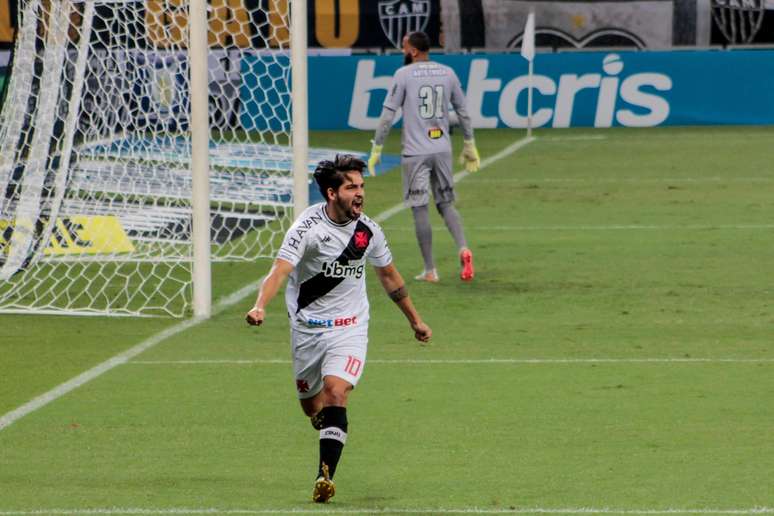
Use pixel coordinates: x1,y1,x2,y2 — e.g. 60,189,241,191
368,31,480,282
245,154,432,503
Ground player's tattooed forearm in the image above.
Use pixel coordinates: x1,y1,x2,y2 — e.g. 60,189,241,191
388,285,408,302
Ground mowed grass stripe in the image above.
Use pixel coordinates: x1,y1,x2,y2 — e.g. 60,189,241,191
127,358,774,365
382,224,774,231
3,329,772,508
1,507,773,514
470,177,774,183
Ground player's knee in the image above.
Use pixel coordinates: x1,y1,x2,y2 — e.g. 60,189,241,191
323,381,351,406
436,200,453,215
411,205,429,217
324,387,348,406
300,398,321,417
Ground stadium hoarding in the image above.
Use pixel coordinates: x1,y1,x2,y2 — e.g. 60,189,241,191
443,0,678,50
0,0,442,50
310,0,442,49
260,49,774,130
3,0,774,51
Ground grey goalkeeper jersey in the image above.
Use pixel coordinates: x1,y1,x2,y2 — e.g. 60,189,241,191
383,61,473,157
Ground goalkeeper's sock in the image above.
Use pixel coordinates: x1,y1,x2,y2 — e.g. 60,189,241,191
437,201,468,250
317,406,348,479
411,205,435,271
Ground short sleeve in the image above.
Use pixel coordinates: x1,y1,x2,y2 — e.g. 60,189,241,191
276,224,307,267
366,225,392,267
383,70,406,112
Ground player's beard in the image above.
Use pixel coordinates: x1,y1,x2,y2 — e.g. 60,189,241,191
336,195,362,221
404,52,413,65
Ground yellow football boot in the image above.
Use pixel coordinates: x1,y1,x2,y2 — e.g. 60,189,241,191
312,463,335,503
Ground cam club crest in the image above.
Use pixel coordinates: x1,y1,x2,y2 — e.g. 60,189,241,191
378,0,431,49
711,0,765,44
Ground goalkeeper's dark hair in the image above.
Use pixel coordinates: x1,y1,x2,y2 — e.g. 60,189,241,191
313,154,367,201
406,31,431,52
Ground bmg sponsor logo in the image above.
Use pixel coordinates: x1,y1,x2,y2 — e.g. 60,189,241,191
322,260,365,279
349,53,672,129
307,316,358,328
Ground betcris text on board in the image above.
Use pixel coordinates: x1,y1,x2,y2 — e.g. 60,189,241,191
346,52,672,130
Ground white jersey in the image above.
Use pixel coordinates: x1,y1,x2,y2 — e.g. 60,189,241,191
276,203,392,333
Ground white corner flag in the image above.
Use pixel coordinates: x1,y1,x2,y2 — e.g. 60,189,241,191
521,11,535,62
521,11,535,137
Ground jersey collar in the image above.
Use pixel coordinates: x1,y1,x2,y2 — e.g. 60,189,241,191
320,204,354,227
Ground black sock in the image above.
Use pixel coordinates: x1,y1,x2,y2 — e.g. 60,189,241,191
318,405,348,479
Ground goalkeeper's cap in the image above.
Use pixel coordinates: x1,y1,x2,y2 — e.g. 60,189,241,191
314,154,366,200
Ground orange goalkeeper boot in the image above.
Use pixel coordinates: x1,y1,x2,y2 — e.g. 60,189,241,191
460,248,474,281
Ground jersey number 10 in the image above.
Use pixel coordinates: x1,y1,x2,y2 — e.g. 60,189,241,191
418,85,445,119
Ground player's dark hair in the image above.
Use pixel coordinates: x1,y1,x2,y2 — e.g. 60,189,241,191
407,31,431,52
313,154,366,201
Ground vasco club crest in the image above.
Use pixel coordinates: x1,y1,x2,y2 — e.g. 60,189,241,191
354,231,370,249
378,0,431,48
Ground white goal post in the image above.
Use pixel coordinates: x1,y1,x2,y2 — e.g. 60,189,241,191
0,0,309,318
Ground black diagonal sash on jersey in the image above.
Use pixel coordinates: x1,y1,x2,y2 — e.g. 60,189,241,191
296,220,373,313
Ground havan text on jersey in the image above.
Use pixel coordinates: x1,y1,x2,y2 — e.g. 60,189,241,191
285,212,324,251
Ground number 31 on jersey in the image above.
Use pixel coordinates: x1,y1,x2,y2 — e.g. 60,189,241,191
418,85,445,119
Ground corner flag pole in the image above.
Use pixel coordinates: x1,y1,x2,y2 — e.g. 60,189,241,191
521,11,535,138
527,55,534,138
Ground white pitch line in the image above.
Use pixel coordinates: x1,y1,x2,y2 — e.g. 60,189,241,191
468,176,774,184
0,134,537,433
373,135,536,222
382,224,774,232
543,135,608,141
128,358,774,365
1,507,773,515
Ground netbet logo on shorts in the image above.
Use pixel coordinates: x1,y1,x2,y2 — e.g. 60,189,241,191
307,316,358,328
322,260,364,279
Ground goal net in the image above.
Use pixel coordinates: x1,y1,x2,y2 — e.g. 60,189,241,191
0,0,301,316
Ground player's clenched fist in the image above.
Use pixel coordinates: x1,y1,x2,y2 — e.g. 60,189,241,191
411,321,432,343
245,307,265,326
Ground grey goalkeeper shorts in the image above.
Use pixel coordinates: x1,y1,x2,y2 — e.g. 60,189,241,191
401,152,455,208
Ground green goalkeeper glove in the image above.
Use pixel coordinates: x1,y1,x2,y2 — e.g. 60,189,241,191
459,139,481,172
368,143,383,176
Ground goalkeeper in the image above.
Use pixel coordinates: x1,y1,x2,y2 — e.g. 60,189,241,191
368,31,479,282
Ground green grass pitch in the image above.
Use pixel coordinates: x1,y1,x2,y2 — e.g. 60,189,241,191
1,126,773,514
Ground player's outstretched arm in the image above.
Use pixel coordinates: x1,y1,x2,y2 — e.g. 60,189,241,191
450,74,481,172
374,263,432,343
245,258,294,326
368,107,397,176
